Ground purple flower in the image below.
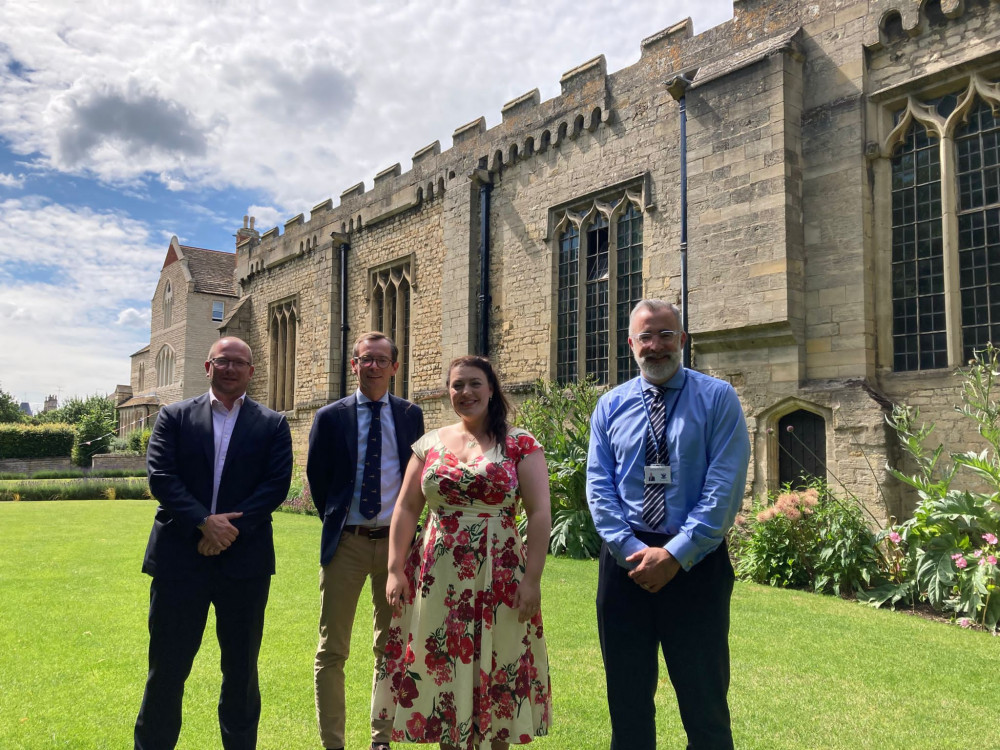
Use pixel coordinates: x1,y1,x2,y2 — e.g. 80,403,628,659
983,533,998,545
958,618,973,629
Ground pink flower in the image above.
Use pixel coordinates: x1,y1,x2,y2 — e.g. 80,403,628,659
951,554,968,570
958,618,973,629
888,531,901,545
983,533,998,545
988,556,998,566
973,549,984,558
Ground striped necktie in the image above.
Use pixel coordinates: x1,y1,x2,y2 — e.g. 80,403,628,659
359,401,382,519
642,386,667,530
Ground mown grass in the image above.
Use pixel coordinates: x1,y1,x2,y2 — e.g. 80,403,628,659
0,500,996,749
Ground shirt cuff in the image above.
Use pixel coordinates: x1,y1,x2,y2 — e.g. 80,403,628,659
611,535,645,569
665,533,700,571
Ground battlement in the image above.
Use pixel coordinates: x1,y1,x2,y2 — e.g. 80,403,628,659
238,0,966,284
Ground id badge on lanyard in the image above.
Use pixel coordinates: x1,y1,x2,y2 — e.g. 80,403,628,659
639,378,684,487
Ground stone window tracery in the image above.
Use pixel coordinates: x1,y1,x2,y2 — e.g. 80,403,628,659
554,189,643,385
369,258,412,398
268,298,297,412
883,73,1000,372
155,345,175,387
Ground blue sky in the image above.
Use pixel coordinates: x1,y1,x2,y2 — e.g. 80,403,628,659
0,0,732,414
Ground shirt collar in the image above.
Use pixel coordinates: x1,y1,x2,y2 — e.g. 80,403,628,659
209,389,246,410
356,388,390,406
640,366,686,393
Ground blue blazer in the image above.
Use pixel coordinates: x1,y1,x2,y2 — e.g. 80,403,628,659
142,393,293,580
307,393,424,566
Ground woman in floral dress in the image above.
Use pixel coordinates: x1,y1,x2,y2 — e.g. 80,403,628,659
375,356,552,750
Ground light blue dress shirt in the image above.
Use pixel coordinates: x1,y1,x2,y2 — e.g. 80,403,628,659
348,389,401,527
586,367,750,571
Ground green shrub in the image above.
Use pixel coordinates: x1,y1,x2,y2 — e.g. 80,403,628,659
733,481,884,596
278,465,318,516
30,469,147,479
517,378,602,559
127,427,152,454
0,423,75,459
864,346,1000,630
72,409,116,467
0,478,151,502
0,472,27,480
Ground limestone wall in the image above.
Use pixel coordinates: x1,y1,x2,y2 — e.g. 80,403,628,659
210,0,1000,510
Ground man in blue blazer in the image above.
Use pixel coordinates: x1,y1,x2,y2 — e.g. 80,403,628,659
135,336,293,750
307,332,424,750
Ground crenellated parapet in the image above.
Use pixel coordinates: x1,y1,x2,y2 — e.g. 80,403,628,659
865,0,1000,49
239,0,942,285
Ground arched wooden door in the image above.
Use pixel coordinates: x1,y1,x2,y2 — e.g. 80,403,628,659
777,409,826,487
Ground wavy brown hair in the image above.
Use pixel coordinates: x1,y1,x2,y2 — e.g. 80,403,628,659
446,356,512,449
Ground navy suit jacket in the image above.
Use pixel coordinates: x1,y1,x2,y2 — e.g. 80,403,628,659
142,393,293,580
307,393,424,566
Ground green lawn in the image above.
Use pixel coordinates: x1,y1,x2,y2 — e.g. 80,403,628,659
0,500,995,749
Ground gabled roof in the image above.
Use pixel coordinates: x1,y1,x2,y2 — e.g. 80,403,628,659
131,344,151,357
179,245,238,297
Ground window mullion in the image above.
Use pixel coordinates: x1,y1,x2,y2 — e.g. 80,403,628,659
608,215,620,385
939,134,964,367
577,224,588,379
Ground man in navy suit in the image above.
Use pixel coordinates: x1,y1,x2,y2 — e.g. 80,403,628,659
307,332,424,750
134,336,293,750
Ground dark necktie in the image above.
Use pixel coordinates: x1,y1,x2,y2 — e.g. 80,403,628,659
642,387,667,530
359,401,383,519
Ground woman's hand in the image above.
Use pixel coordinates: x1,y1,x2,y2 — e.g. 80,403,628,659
386,570,410,616
512,578,541,623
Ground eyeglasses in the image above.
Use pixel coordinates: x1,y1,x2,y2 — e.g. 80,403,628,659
353,355,393,368
633,330,679,344
209,357,252,370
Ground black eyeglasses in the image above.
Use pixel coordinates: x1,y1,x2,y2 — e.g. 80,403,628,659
209,357,251,370
353,355,393,368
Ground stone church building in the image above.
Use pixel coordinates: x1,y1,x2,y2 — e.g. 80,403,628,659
122,0,1000,521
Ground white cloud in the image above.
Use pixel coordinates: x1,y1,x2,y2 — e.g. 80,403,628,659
0,0,733,216
116,306,150,326
0,196,162,402
0,172,24,188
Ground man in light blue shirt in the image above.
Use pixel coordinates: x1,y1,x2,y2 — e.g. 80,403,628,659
587,299,750,750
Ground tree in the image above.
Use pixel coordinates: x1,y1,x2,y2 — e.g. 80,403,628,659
0,385,26,424
38,394,115,425
72,407,117,466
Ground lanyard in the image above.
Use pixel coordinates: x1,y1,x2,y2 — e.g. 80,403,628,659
637,375,686,462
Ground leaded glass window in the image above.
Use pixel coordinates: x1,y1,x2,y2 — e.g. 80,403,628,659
957,100,1000,360
891,121,946,371
555,192,643,385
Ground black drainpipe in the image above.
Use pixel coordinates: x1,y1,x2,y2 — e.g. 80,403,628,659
667,74,693,368
476,171,493,357
334,234,351,399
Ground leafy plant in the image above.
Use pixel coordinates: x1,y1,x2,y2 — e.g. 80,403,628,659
517,378,602,558
733,480,883,596
864,346,1000,630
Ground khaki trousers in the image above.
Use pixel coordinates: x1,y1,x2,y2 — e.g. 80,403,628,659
315,531,393,749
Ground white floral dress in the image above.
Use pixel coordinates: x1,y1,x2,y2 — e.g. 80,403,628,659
374,428,552,748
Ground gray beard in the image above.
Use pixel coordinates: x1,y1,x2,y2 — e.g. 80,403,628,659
634,351,680,383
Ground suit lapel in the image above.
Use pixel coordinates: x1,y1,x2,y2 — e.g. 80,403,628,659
195,394,215,471
219,398,260,489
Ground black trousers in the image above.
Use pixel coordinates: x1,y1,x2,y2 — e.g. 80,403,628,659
596,538,735,750
134,569,271,750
